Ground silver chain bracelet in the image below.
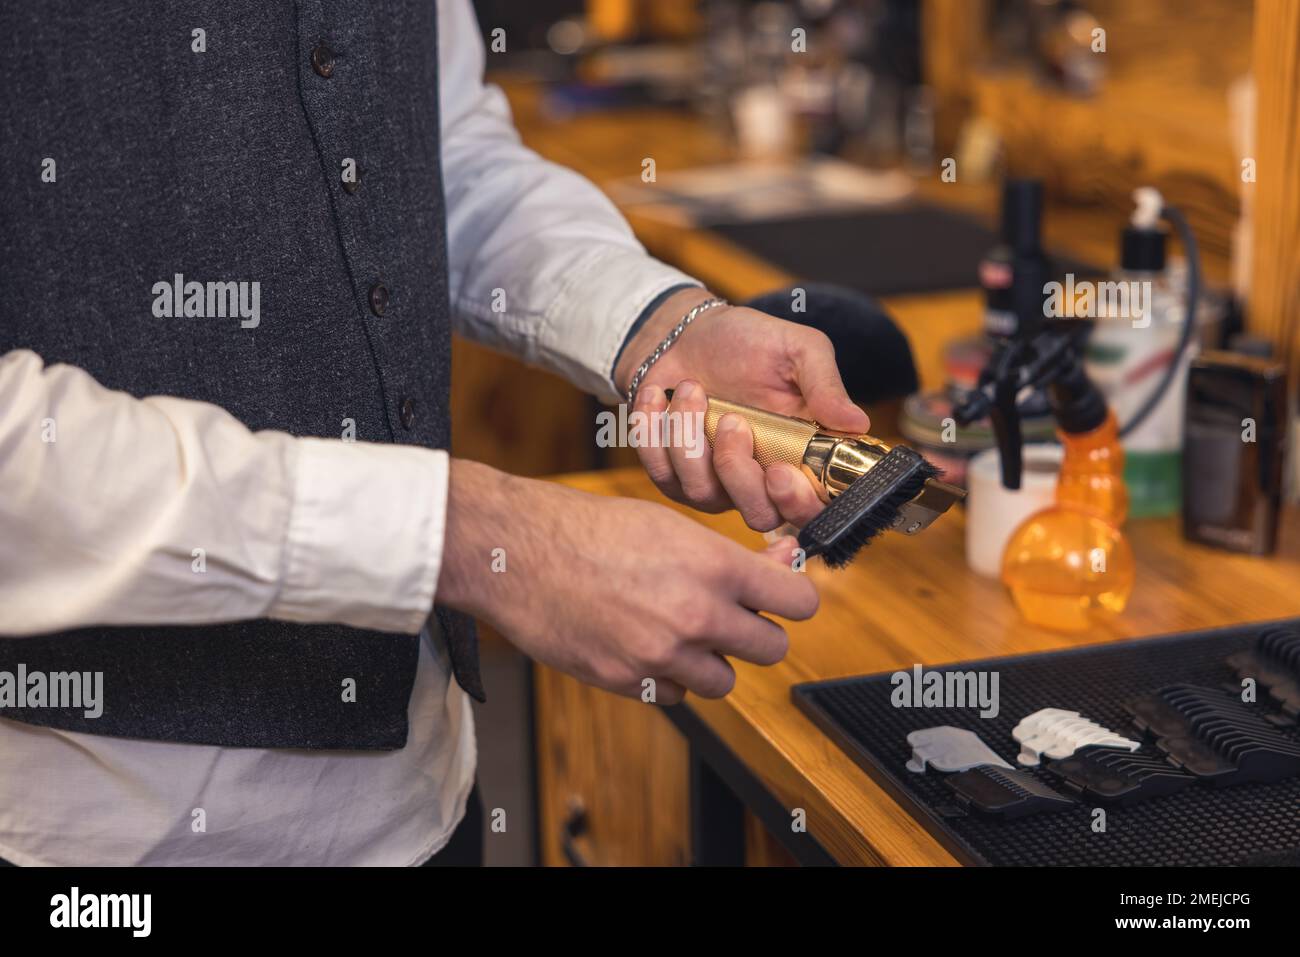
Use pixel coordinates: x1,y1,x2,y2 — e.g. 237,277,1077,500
625,297,728,405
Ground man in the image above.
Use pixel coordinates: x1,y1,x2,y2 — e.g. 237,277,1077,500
0,1,867,865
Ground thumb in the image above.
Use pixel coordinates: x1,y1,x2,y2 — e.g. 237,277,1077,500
791,334,870,433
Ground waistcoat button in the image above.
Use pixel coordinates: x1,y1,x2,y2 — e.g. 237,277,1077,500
368,282,389,316
342,164,363,194
400,397,416,430
311,43,335,78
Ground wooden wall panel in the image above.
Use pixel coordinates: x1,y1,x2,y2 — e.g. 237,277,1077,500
1249,0,1300,379
921,0,988,150
922,0,1251,264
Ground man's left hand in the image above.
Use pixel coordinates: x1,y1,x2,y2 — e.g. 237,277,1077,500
614,287,870,532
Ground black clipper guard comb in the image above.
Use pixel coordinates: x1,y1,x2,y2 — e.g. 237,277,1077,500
1225,625,1300,721
1124,684,1300,787
1048,745,1195,806
945,764,1076,819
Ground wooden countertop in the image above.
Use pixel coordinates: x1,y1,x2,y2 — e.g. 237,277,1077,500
555,466,1300,865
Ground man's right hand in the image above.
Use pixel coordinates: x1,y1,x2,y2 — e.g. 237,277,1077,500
436,460,818,704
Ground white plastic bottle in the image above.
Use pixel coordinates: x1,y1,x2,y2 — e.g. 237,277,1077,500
1085,189,1204,517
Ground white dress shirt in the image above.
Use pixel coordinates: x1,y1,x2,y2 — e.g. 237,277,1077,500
0,0,697,866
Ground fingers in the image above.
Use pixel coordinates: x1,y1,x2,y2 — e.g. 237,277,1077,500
635,380,732,513
788,329,870,433
734,537,820,621
761,534,803,566
705,606,790,667
600,536,810,704
632,385,685,501
764,463,825,527
646,588,796,701
665,381,729,512
650,678,686,706
604,673,687,705
606,648,735,702
668,606,792,698
665,649,736,699
704,405,829,532
638,370,856,529
711,413,782,531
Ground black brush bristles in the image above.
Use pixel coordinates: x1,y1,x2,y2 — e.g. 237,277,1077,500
797,446,940,568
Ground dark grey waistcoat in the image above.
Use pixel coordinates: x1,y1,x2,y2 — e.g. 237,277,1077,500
0,0,484,749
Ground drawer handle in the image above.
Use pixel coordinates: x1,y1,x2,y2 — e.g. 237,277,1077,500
561,802,591,867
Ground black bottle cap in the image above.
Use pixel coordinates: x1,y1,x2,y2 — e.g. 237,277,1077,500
1000,179,1043,253
1121,225,1167,272
1049,361,1108,434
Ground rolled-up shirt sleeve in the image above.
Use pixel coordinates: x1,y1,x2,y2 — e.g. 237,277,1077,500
437,0,701,403
0,349,444,637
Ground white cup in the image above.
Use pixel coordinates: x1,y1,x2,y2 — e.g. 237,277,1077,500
965,445,1063,579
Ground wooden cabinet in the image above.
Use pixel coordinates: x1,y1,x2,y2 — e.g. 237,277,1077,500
533,664,802,866
534,666,691,867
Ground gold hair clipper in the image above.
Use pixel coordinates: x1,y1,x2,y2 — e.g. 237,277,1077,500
696,395,965,566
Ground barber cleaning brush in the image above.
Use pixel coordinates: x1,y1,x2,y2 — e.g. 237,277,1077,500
0,1,909,867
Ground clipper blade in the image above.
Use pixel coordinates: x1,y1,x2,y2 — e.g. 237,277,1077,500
797,446,961,568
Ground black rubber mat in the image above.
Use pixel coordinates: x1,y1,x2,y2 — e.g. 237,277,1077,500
709,203,1098,298
792,619,1300,866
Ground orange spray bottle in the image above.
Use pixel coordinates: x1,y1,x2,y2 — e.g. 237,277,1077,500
1000,361,1136,630
953,322,1136,631
957,178,1137,631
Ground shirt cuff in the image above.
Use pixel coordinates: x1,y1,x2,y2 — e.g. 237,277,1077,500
269,438,447,634
611,281,699,381
537,247,701,403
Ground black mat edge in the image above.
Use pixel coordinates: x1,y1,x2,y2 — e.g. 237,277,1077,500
790,616,1300,867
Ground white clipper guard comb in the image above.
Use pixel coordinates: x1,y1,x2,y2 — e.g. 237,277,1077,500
905,726,1013,773
1012,708,1140,766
